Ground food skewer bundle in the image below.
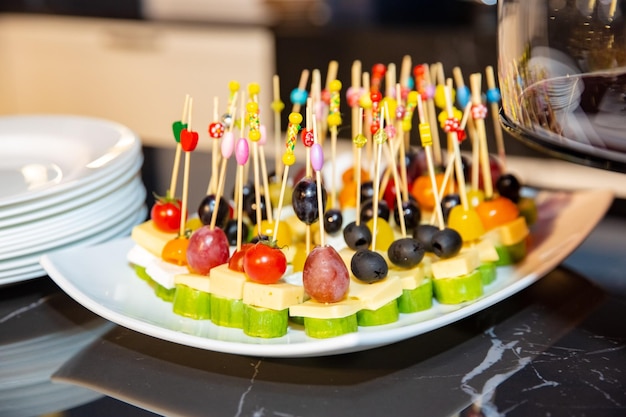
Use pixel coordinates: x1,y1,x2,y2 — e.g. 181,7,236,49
126,56,538,340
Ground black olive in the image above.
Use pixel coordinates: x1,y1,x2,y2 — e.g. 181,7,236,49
496,173,521,203
360,181,375,202
387,237,425,268
431,228,463,258
323,208,343,235
343,221,372,250
351,249,388,283
360,198,390,224
224,218,250,246
243,192,267,225
414,224,439,252
197,194,231,229
393,199,421,230
440,193,461,223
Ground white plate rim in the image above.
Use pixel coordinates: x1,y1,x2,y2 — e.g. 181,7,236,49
0,175,145,253
0,149,142,225
40,188,613,358
0,114,141,207
0,207,147,287
0,198,147,273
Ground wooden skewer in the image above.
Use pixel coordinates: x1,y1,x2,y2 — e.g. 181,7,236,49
355,108,365,227
485,65,506,170
272,75,284,180
169,94,189,197
180,97,193,237
291,69,310,114
470,72,494,200
384,103,407,237
417,95,445,230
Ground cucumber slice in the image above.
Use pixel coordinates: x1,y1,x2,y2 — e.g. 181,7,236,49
495,240,527,266
154,283,176,302
479,262,497,286
243,304,289,338
133,265,153,285
303,314,358,339
210,294,244,328
133,264,175,302
172,284,211,320
433,269,482,304
357,299,399,326
289,315,305,326
397,279,433,313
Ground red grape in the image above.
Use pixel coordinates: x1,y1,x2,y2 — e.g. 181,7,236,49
186,226,230,275
302,245,350,303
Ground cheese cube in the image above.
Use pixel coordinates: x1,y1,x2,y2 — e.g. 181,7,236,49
462,238,500,263
431,250,481,280
127,244,157,268
145,258,188,289
174,273,211,293
348,275,403,311
243,281,305,310
209,263,247,299
387,264,426,291
498,216,529,246
130,220,178,258
289,298,362,319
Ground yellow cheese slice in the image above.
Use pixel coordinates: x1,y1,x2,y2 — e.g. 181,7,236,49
208,263,247,299
348,275,403,311
498,216,529,246
387,263,426,291
130,220,178,258
289,298,362,319
243,281,305,310
431,249,481,279
462,238,500,263
338,247,356,269
174,273,211,293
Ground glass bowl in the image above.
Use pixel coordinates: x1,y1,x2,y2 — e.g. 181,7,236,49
498,0,626,172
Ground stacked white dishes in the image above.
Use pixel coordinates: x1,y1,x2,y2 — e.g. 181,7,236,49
0,115,147,286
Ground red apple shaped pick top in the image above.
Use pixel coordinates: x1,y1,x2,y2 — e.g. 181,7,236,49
180,128,199,152
186,226,230,275
302,245,350,303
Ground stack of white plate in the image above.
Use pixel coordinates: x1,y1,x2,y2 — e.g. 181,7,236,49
0,115,147,286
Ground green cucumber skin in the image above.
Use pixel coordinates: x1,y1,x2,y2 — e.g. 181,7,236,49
172,284,211,320
210,295,245,328
433,269,483,304
397,279,433,313
154,283,176,302
303,314,358,339
357,299,400,326
243,305,289,338
133,265,175,302
495,240,527,266
479,262,497,286
289,315,305,326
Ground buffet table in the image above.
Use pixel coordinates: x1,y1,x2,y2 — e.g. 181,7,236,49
3,200,625,417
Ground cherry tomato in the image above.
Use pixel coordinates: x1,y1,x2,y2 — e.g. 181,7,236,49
475,196,520,231
151,194,186,233
161,237,189,266
243,242,287,284
410,173,453,212
338,180,358,209
228,243,254,272
341,166,369,185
